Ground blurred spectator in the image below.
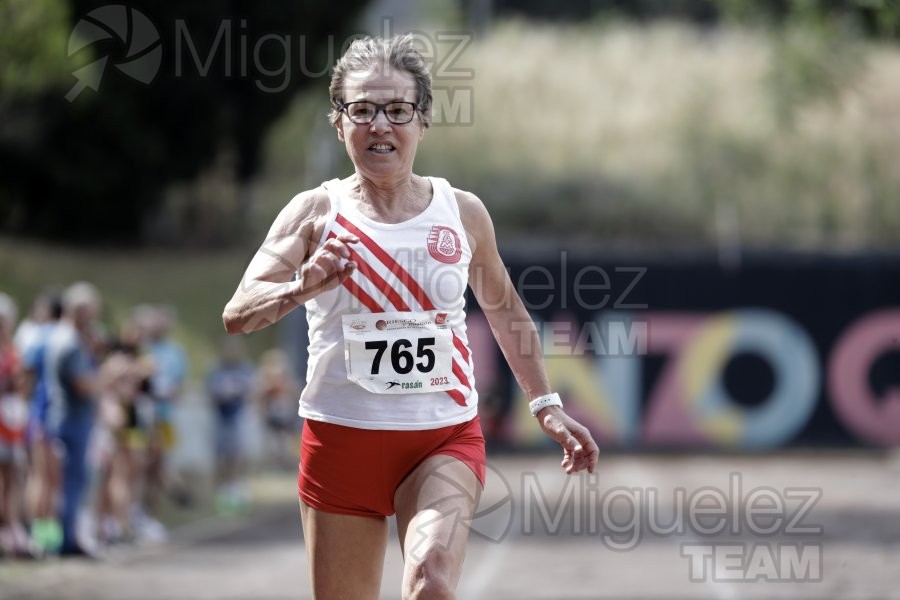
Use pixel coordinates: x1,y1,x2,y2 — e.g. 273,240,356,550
135,305,187,525
15,290,64,555
206,338,254,514
0,293,31,557
255,349,300,470
13,289,62,353
94,321,155,545
44,282,102,556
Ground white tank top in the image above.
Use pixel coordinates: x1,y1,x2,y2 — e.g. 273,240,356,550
298,176,478,430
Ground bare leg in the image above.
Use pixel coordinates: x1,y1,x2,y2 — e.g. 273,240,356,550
44,442,62,518
108,443,132,536
299,500,388,600
25,440,63,552
0,463,12,554
143,433,164,514
394,455,481,600
0,463,14,525
96,461,114,533
24,440,46,521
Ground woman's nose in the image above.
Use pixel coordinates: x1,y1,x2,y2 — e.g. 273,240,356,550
369,110,392,133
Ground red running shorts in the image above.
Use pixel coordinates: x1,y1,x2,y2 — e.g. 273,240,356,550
298,416,486,518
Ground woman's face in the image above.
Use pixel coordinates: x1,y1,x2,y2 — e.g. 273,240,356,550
337,67,425,183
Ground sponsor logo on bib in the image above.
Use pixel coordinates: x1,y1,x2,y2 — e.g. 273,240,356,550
428,225,462,264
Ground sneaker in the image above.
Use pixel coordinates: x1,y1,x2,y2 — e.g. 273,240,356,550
46,519,63,553
133,514,168,544
99,516,124,544
30,520,48,551
32,519,63,555
11,523,41,559
59,542,105,560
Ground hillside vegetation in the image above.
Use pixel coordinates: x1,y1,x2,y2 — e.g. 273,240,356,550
265,20,900,250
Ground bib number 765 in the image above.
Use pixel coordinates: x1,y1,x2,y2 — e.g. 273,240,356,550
365,337,435,375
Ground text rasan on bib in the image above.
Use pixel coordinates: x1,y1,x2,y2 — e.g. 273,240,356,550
342,311,456,394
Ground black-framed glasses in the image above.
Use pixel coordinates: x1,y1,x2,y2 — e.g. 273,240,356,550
339,101,419,125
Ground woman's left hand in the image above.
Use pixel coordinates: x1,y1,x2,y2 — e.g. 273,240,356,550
536,406,600,474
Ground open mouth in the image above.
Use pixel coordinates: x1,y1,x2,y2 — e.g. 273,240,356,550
368,143,395,154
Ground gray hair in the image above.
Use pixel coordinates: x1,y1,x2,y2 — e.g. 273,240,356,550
328,34,433,128
0,292,17,329
63,281,100,312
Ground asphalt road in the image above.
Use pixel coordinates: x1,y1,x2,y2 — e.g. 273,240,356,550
2,453,898,600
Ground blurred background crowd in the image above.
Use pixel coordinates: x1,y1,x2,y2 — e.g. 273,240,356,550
0,285,299,559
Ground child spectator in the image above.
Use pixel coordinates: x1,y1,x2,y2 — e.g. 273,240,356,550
206,338,254,513
95,321,155,545
255,349,300,470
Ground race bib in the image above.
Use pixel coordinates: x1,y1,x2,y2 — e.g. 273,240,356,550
343,311,455,394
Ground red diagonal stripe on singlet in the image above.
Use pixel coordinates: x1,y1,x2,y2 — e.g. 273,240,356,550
335,213,435,311
333,214,469,407
452,332,470,364
446,389,467,407
327,232,411,311
341,278,384,313
452,361,471,390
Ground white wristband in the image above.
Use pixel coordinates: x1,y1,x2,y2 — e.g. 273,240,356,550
529,393,563,417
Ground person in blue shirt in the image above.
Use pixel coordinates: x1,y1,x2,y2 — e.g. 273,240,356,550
43,282,102,556
206,337,255,512
136,305,187,525
14,290,64,554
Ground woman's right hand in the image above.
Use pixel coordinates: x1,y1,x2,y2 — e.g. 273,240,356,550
299,233,359,294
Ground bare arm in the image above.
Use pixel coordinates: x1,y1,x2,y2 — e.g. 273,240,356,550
457,189,599,474
222,189,359,334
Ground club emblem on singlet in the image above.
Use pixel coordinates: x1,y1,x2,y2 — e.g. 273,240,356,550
427,225,462,264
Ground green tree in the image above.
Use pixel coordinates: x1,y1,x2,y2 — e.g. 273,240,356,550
0,0,368,244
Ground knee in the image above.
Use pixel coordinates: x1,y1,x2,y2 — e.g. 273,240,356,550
403,548,457,600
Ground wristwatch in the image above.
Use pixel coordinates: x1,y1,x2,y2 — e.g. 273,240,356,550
529,393,563,416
